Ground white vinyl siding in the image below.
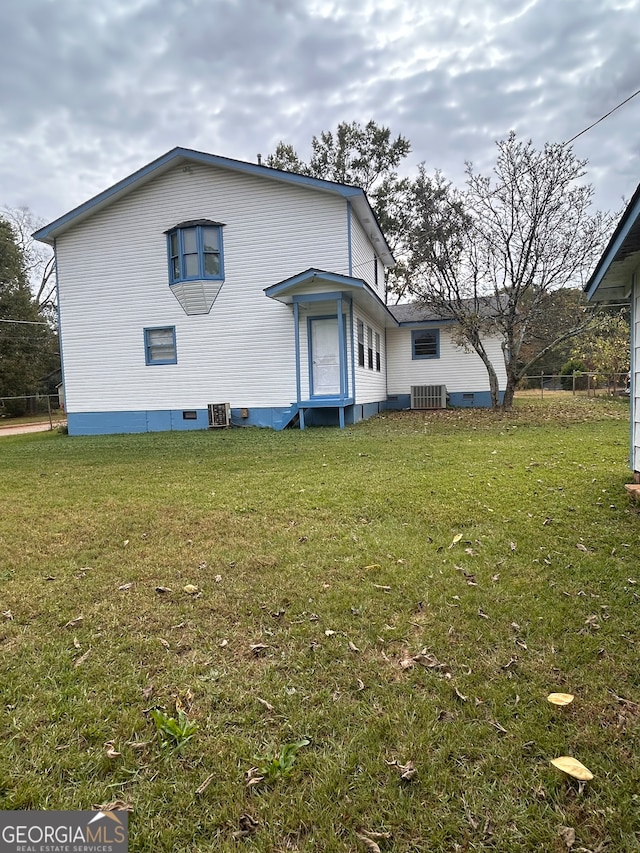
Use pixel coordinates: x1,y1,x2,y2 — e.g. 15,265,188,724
353,309,386,404
350,213,384,298
386,326,507,394
55,163,351,414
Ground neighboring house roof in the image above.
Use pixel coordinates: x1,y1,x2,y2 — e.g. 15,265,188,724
585,180,640,303
389,296,504,325
33,147,395,267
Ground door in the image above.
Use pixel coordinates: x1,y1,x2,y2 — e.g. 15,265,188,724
310,317,341,396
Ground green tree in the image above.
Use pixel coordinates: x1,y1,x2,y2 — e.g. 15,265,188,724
0,217,58,414
404,134,615,409
570,311,630,392
266,120,413,289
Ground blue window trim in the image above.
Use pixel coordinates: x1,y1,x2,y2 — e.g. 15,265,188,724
412,328,440,360
167,223,224,284
144,326,177,365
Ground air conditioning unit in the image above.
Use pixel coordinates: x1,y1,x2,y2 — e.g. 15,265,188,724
410,385,447,409
207,402,230,428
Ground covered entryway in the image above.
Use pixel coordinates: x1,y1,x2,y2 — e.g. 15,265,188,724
264,268,397,428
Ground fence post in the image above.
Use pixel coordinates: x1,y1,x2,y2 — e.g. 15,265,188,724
572,371,576,396
540,371,544,400
46,395,53,431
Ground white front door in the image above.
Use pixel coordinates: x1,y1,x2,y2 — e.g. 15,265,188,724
310,318,341,396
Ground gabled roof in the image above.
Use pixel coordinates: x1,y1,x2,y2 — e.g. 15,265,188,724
265,268,398,328
585,180,640,303
33,147,395,266
389,295,504,325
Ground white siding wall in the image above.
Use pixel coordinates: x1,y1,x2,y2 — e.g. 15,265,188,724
353,308,386,404
56,164,350,413
386,326,507,394
350,212,384,298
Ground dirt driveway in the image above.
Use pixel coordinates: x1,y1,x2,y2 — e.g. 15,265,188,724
0,421,65,437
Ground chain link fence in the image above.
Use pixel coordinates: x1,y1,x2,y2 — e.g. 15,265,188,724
518,372,630,398
0,393,66,427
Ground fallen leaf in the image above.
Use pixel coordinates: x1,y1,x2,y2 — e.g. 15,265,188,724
324,629,336,637
215,574,222,582
547,692,574,706
454,686,467,702
245,767,264,787
576,543,590,553
118,582,133,591
356,678,365,691
449,533,463,548
372,583,391,591
477,608,489,619
74,648,91,668
195,773,215,796
362,564,380,570
348,640,361,653
356,834,381,853
63,615,83,628
550,756,594,781
93,801,133,812
73,637,81,649
125,741,150,750
104,741,121,758
257,697,274,712
356,834,382,853
385,758,417,782
557,825,576,848
2,610,14,621
232,814,259,839
510,541,517,551
142,685,153,700
183,584,199,595
155,586,172,594
250,643,268,655
159,638,170,649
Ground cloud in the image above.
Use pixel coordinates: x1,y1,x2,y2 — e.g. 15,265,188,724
0,0,638,222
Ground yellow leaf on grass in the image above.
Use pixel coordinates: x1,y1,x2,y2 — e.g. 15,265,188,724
547,692,574,706
183,584,199,595
550,756,593,781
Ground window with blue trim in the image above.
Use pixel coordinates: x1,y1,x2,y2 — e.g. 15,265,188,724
167,221,224,284
145,326,177,365
412,329,440,359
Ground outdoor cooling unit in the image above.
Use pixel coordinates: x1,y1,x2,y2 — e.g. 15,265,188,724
207,402,230,428
410,384,447,410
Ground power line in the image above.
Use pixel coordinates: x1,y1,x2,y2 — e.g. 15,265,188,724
564,87,640,146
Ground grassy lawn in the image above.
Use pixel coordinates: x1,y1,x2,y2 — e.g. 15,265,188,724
0,397,638,852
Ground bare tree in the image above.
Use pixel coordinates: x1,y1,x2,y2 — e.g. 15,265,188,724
2,206,56,319
404,134,615,409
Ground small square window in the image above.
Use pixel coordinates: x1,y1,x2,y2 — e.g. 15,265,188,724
145,326,177,365
412,329,439,360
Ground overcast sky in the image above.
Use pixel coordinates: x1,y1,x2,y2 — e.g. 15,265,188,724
1,0,639,227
